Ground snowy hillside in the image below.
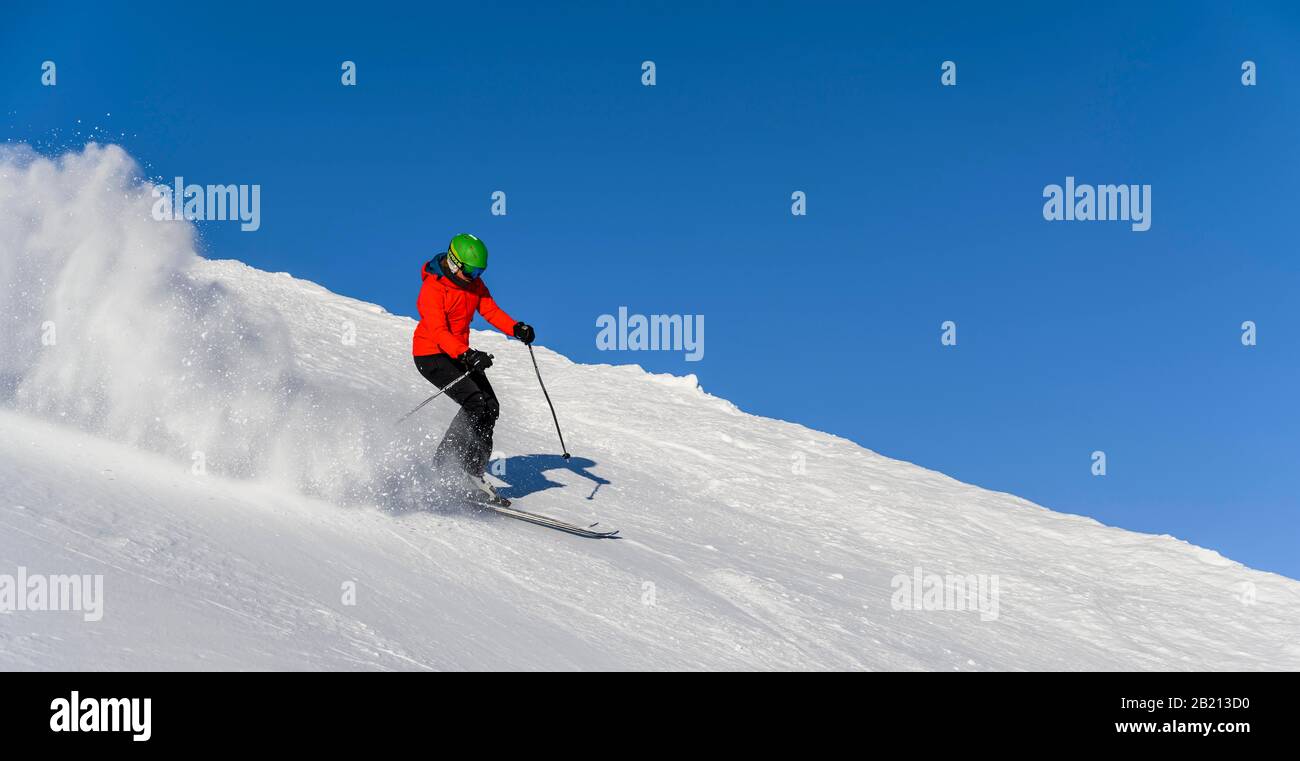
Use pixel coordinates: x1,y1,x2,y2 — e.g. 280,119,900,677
3,145,1299,670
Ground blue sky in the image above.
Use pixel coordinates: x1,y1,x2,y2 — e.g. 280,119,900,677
4,2,1298,578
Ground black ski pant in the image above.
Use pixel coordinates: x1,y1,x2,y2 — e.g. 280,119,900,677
413,353,500,476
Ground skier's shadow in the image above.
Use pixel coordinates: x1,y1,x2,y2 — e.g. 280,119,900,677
493,454,610,501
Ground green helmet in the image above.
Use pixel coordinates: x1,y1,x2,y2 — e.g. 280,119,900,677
448,233,488,279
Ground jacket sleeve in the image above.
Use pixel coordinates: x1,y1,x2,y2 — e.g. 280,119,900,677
477,284,518,336
417,278,471,357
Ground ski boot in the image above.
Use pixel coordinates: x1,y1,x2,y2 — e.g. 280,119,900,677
464,471,510,507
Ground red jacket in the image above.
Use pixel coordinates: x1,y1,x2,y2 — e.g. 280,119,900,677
413,256,517,357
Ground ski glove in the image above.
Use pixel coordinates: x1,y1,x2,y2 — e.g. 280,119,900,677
459,349,493,372
512,322,535,345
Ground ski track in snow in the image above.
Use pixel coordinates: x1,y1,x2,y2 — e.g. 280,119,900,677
2,145,1299,670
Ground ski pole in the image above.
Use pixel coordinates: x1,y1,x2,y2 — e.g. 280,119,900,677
527,343,570,459
395,356,491,425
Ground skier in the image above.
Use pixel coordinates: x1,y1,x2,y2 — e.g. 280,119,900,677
413,233,535,505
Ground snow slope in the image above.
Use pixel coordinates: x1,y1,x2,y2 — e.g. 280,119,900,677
2,145,1299,671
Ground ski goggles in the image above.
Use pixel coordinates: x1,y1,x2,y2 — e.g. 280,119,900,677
447,249,484,279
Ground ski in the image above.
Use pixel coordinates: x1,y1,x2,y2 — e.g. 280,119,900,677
481,502,621,539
